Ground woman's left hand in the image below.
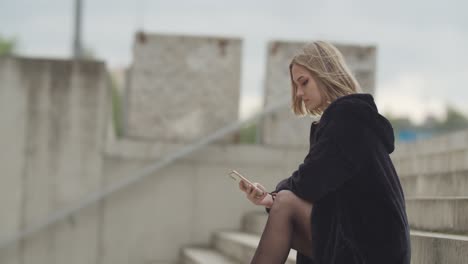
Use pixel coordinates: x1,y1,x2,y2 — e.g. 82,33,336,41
245,182,270,206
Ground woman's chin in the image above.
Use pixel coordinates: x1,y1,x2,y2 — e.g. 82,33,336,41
307,102,318,110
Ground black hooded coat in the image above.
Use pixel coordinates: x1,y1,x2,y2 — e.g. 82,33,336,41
265,93,411,264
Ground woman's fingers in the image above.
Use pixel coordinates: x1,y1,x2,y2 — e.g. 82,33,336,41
247,183,262,199
239,180,268,205
252,183,264,196
246,184,253,196
239,180,252,193
254,183,268,200
238,180,245,191
255,183,266,194
248,184,257,194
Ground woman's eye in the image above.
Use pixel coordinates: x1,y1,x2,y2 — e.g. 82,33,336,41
302,80,308,86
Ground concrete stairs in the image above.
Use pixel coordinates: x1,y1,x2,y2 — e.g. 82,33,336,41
180,207,468,264
181,247,239,264
410,230,468,263
407,197,468,234
400,171,468,197
180,211,297,264
404,196,468,263
180,130,468,263
397,143,468,262
392,130,468,263
178,198,468,264
180,197,468,263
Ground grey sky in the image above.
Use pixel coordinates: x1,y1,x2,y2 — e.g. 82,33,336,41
1,0,467,122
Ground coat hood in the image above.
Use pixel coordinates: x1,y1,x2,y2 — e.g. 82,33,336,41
325,93,395,154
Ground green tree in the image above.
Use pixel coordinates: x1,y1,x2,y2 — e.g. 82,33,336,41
383,111,415,133
81,45,96,60
108,73,124,138
0,35,17,55
384,103,468,138
436,104,468,133
239,122,258,144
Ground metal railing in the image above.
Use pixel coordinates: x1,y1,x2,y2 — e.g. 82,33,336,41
0,99,290,250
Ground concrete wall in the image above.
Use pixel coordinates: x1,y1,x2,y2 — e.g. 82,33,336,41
0,56,27,264
260,40,377,148
100,127,468,263
100,141,309,264
0,57,108,264
0,54,309,264
124,32,242,143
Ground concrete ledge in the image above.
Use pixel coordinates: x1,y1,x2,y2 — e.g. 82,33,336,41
401,171,468,197
105,138,308,166
213,230,296,264
407,197,468,234
246,199,468,236
244,211,468,263
410,230,468,264
394,151,468,178
392,129,468,159
181,247,239,264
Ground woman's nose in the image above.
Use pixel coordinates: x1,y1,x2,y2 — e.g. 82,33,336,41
296,88,304,97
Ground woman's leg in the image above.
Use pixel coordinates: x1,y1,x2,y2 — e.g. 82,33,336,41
250,190,313,264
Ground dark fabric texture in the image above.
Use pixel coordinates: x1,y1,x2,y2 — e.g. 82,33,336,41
265,93,411,264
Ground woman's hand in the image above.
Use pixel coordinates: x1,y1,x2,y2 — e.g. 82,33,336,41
238,180,274,207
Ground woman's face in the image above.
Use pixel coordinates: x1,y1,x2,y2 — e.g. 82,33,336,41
291,63,324,111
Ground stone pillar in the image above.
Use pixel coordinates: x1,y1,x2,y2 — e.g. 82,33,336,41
125,32,242,143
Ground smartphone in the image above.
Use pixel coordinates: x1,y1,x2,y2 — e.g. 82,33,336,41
228,170,264,196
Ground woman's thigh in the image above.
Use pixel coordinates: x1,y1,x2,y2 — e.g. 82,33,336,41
276,190,313,258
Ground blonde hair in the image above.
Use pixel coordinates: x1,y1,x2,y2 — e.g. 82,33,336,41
289,40,362,117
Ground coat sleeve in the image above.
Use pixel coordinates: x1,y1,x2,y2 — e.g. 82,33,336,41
272,102,370,203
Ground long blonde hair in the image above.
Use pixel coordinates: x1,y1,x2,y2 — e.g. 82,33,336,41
290,40,362,116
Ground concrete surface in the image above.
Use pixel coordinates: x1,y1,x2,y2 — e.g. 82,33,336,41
125,32,242,143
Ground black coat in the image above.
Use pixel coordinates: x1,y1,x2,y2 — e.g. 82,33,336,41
266,93,411,264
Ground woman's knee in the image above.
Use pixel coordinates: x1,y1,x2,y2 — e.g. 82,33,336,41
275,190,296,204
270,190,298,211
268,190,295,220
272,190,312,219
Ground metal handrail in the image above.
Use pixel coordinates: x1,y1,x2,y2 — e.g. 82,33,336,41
0,98,290,250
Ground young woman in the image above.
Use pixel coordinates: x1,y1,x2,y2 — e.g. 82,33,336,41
239,41,411,264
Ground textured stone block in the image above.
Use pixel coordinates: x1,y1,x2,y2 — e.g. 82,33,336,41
125,32,242,143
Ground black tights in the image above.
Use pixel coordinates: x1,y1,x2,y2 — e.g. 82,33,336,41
250,190,314,264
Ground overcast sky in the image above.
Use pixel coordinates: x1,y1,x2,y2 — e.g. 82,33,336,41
1,0,467,123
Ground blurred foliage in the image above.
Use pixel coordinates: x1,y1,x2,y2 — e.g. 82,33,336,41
441,105,468,132
238,122,258,144
385,103,468,141
237,103,468,144
81,46,96,60
108,73,124,138
0,35,17,55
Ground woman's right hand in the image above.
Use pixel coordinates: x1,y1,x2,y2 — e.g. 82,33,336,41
239,180,274,207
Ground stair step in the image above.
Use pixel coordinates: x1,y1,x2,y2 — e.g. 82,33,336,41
181,247,239,264
407,197,468,234
243,211,468,263
410,230,468,264
242,211,269,235
245,197,468,236
400,170,468,197
213,230,297,264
